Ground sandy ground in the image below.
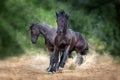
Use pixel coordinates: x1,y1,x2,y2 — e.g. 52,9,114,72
0,53,119,80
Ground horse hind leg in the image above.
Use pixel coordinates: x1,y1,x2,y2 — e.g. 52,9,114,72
55,51,64,73
46,51,53,71
74,52,84,65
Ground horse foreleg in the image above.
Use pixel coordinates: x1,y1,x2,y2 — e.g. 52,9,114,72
48,53,55,74
59,45,70,68
53,51,59,72
48,46,59,73
46,51,53,71
57,51,64,69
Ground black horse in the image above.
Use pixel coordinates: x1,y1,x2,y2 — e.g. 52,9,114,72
29,23,73,72
49,10,89,73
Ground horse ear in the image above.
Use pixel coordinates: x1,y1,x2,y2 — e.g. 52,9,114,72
56,12,58,17
60,10,65,15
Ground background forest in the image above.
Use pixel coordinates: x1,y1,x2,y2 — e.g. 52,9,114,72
0,0,120,62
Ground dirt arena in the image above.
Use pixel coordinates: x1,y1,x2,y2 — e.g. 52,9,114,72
0,53,119,80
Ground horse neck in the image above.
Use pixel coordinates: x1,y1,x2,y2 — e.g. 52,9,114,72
63,26,68,35
63,21,69,34
37,24,53,40
58,29,67,37
37,24,46,34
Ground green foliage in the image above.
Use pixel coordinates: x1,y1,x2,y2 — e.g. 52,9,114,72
0,18,24,59
0,0,120,60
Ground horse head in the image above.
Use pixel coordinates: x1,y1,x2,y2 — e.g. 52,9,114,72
29,23,40,44
56,10,69,35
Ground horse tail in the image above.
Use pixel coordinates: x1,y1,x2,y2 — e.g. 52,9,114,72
81,43,89,55
78,33,89,55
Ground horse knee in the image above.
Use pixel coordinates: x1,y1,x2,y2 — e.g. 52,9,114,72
51,57,58,63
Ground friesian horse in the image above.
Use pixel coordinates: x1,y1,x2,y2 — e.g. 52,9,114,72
48,10,89,73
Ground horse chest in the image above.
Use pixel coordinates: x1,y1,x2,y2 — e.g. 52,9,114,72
60,39,66,45
58,40,67,50
45,40,54,51
55,35,69,49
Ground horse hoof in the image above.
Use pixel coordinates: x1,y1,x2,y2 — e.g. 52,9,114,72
53,71,56,74
59,67,63,70
57,67,63,73
48,71,53,74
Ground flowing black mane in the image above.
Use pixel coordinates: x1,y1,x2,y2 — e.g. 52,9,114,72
56,10,69,34
57,10,69,20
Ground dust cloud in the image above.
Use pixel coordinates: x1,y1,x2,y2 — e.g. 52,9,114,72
0,52,119,80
